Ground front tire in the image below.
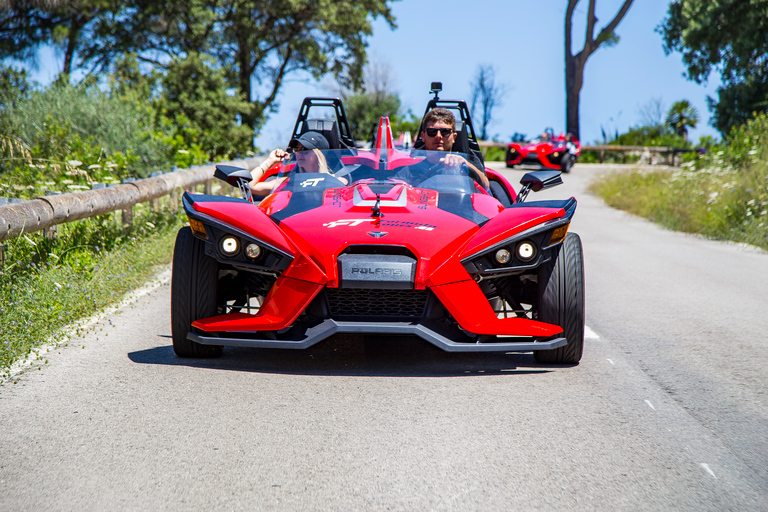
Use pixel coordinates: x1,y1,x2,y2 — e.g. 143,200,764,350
534,233,585,364
560,154,574,173
171,226,222,358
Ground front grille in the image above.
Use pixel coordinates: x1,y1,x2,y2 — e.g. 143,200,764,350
326,288,428,318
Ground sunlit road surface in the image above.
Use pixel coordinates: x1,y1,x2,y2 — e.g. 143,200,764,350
1,163,766,511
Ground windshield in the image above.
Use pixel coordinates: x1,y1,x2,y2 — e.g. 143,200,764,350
267,148,479,195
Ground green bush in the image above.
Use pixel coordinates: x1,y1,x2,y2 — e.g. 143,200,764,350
0,211,184,376
590,113,768,250
0,81,174,182
483,146,506,162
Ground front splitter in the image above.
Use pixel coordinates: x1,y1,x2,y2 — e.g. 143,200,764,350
188,319,567,353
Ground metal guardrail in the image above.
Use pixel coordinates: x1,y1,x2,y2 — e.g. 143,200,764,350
0,157,262,243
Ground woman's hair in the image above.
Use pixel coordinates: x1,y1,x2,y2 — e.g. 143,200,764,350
313,148,329,174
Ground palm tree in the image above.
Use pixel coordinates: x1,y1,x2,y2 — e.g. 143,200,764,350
666,100,699,139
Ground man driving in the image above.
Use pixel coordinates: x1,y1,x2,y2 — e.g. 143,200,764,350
416,108,489,190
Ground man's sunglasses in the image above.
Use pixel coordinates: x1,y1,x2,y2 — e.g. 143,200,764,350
287,143,306,153
425,127,453,137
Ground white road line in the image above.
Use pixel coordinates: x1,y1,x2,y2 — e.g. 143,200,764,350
700,463,717,479
584,325,599,339
645,400,656,411
606,358,615,365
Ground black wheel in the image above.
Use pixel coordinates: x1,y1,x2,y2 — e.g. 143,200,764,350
489,180,513,207
505,149,517,168
171,226,222,358
534,233,585,364
560,154,574,173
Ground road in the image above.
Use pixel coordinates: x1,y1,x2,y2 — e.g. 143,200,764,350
1,162,766,511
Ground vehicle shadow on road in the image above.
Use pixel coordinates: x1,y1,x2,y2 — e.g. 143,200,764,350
128,334,569,377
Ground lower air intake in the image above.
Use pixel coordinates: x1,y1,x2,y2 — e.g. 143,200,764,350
326,289,428,318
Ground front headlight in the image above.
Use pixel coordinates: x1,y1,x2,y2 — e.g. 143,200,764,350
245,243,262,260
495,248,512,264
220,236,239,255
516,241,537,262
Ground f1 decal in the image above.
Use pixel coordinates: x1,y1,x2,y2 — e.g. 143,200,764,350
300,177,324,187
323,219,436,231
323,219,370,228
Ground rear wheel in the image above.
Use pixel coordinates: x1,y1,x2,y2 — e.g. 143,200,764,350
171,226,222,358
534,233,584,364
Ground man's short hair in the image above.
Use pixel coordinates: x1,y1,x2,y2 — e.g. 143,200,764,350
421,108,455,131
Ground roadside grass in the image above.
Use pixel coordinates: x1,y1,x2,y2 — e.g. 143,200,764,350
0,212,184,378
589,120,768,251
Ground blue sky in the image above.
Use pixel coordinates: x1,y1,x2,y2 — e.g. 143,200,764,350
22,0,721,150
254,0,720,149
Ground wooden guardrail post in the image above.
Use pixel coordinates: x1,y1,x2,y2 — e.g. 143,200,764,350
43,190,61,240
120,178,136,227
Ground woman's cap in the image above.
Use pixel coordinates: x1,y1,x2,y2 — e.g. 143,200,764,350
294,131,329,151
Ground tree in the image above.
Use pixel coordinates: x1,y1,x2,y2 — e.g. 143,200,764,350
1,0,396,139
159,53,254,159
666,99,698,139
469,64,508,141
565,0,635,139
637,97,666,129
0,0,111,80
78,0,396,134
658,0,768,136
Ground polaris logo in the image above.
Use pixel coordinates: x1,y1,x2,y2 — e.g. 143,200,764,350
351,267,403,276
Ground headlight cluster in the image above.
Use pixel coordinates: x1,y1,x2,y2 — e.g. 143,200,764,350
463,222,570,277
218,235,263,262
492,239,537,266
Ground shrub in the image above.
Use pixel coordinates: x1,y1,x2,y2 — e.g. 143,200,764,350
590,113,768,250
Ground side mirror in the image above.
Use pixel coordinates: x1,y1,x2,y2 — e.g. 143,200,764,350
214,164,254,203
214,164,252,187
516,170,562,203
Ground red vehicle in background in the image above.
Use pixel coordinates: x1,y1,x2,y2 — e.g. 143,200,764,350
506,128,580,173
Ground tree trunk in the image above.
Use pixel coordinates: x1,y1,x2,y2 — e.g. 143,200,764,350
565,53,584,140
564,0,635,141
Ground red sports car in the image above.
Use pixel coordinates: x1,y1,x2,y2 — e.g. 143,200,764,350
506,129,580,173
171,94,585,364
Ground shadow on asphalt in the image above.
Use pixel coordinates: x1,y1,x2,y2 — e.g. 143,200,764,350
128,334,568,377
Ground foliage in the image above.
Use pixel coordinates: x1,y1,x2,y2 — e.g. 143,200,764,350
343,91,402,142
590,112,768,250
158,53,254,160
0,80,175,186
610,124,690,149
0,208,185,376
483,146,506,162
658,0,768,136
21,0,396,135
666,99,699,139
0,64,32,106
0,0,113,77
469,64,508,141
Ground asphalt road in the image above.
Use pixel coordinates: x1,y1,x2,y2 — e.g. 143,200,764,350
1,162,766,511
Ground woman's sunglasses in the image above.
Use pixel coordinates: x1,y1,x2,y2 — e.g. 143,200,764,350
425,127,453,137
